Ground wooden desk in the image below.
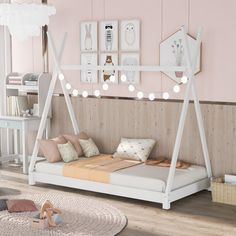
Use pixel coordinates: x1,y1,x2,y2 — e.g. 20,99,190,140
0,116,50,174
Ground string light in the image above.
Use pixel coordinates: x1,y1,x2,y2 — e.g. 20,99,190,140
128,84,135,92
102,83,109,91
163,92,170,100
94,90,100,97
60,71,189,100
120,74,127,82
72,89,79,96
137,91,144,99
58,73,64,81
65,83,71,90
82,90,88,98
109,75,116,82
173,85,180,93
148,93,155,101
181,75,188,84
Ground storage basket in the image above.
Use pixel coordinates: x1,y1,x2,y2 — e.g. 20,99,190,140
211,177,236,206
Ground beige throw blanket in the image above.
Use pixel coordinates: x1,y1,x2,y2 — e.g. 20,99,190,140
63,154,141,183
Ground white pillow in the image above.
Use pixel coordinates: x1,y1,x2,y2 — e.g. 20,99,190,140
79,138,100,158
113,138,156,162
57,141,78,163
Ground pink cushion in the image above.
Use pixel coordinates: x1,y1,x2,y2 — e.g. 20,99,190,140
38,136,67,163
7,199,37,213
63,132,89,157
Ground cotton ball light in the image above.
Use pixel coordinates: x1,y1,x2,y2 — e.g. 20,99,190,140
72,89,79,96
65,83,71,90
120,74,127,82
148,93,155,101
128,84,135,92
94,90,100,97
109,75,116,82
82,90,88,98
58,73,64,80
137,91,144,99
162,92,170,100
181,75,188,84
173,85,180,93
102,83,109,91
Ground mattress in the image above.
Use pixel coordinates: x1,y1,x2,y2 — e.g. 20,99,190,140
110,164,207,192
35,160,207,192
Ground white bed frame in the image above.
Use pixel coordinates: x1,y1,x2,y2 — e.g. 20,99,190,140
28,26,212,210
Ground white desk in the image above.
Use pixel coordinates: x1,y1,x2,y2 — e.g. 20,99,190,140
0,116,50,174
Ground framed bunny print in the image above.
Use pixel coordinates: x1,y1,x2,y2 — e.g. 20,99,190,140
80,21,98,52
120,20,140,51
99,20,118,52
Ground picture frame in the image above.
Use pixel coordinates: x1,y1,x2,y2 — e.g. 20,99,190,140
100,53,118,83
160,30,201,83
99,20,118,52
120,53,140,84
120,19,140,51
80,21,98,52
80,53,98,83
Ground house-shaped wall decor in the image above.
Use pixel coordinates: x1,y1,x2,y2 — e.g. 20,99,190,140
160,30,201,83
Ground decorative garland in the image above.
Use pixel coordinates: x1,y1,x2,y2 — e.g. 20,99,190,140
59,73,188,101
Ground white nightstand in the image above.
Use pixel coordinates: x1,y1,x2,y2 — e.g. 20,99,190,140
0,116,50,174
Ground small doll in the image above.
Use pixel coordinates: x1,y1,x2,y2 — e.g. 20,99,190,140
40,200,61,227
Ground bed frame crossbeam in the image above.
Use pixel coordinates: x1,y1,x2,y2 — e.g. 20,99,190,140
60,65,186,72
29,25,212,210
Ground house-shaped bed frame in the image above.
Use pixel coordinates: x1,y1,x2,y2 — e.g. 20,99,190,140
29,26,212,210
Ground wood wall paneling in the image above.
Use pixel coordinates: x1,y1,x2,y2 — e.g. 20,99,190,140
50,96,236,177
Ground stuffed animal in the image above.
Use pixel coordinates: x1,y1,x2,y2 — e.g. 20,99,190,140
40,200,61,227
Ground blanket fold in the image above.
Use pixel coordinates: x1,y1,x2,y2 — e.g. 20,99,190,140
63,154,141,183
145,158,191,169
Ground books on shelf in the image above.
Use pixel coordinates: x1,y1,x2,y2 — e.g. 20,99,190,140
24,81,38,86
7,73,39,86
8,75,23,85
7,96,29,116
23,73,39,86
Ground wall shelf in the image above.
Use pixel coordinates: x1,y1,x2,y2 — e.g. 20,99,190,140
6,84,39,91
5,73,52,117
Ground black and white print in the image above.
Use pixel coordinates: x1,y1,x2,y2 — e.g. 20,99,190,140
120,53,140,84
81,53,98,83
120,20,140,51
100,20,118,52
80,21,98,52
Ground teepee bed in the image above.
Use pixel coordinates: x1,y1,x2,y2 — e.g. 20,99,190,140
32,158,209,209
28,26,212,210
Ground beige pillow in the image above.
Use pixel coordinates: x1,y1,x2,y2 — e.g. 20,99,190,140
38,136,67,163
63,132,89,157
113,138,156,162
57,141,79,163
79,138,100,158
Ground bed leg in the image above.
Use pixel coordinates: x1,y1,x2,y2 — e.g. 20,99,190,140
162,201,171,210
28,172,36,185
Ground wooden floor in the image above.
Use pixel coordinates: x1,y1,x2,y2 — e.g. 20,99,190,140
1,163,236,236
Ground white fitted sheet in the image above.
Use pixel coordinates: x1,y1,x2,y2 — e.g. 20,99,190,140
35,160,207,192
110,164,207,192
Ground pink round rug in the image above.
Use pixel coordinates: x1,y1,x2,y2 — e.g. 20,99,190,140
0,192,127,236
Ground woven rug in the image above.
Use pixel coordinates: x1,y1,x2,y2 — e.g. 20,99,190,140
0,192,127,236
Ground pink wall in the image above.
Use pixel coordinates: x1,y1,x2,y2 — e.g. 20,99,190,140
11,0,236,102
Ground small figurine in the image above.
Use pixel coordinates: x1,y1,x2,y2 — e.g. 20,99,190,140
40,200,61,227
